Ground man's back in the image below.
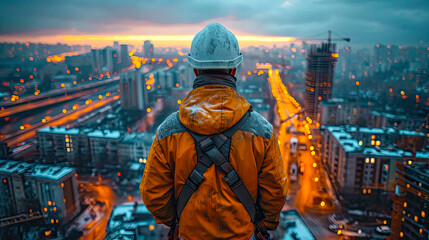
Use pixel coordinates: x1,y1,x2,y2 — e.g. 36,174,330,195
140,74,286,239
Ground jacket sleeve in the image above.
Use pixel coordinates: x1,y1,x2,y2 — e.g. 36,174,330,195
139,135,175,226
256,133,287,231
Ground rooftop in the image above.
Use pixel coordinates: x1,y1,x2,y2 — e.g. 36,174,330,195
369,110,426,120
37,126,82,135
0,160,75,181
327,126,428,159
87,130,121,139
106,203,156,230
279,210,315,240
120,132,155,145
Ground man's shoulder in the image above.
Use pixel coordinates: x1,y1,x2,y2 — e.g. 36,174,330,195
240,111,273,140
157,111,187,140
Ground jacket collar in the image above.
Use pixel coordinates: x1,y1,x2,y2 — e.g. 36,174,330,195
193,72,237,90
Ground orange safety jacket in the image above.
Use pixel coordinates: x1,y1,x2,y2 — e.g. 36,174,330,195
140,73,287,240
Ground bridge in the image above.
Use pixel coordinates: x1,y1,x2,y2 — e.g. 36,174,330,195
0,76,120,118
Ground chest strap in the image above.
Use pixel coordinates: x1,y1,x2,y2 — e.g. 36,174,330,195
176,110,256,222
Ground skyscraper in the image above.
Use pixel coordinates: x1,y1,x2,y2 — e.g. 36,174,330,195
120,44,130,68
390,163,428,240
119,69,149,111
304,42,337,120
113,41,119,50
143,40,154,58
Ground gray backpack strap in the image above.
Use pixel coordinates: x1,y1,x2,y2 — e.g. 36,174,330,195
176,110,256,222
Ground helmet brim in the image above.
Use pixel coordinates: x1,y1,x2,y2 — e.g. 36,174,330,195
187,53,243,69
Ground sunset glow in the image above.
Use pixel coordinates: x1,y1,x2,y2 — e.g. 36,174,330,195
2,34,296,48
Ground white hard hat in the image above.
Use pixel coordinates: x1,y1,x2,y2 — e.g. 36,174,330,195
187,23,243,69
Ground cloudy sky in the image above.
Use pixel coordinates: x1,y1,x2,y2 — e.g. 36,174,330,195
0,0,428,48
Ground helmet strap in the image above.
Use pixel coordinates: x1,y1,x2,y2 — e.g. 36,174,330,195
229,68,236,76
193,69,200,77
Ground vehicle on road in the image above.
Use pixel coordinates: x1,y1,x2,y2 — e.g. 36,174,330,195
337,229,367,238
299,161,305,174
298,143,307,150
328,224,342,232
375,225,390,235
289,162,298,182
318,187,327,194
289,137,298,156
328,213,353,226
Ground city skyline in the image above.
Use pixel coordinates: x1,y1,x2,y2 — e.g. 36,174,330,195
1,0,429,48
0,3,428,238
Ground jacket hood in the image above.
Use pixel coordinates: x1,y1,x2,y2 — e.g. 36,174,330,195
179,84,250,135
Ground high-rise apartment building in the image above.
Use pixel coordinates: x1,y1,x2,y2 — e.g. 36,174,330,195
113,41,119,50
143,40,154,58
0,160,80,225
120,44,130,68
390,164,428,240
37,127,91,166
119,69,149,111
91,47,117,73
304,42,337,120
321,125,428,210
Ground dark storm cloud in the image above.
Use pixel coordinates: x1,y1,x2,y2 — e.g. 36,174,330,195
0,0,428,45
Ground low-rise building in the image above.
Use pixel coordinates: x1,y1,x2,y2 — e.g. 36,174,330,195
119,132,154,165
38,126,154,170
0,160,80,225
37,127,91,166
321,125,429,210
318,98,370,126
88,130,121,168
367,110,426,130
105,203,167,240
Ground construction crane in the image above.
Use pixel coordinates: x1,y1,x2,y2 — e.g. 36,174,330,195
0,211,45,228
296,30,350,44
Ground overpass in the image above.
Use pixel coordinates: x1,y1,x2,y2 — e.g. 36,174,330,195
0,76,120,118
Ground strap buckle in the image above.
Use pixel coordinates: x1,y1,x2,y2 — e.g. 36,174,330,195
222,170,241,189
200,138,214,151
218,161,233,173
188,169,205,189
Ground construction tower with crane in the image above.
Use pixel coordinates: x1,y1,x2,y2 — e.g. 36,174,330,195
303,31,350,120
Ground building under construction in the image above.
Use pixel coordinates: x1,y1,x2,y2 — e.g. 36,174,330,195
304,41,338,120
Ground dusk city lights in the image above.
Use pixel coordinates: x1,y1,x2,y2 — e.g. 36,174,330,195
0,1,428,240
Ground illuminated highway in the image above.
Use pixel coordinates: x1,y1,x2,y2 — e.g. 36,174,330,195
268,69,340,239
0,76,119,110
1,84,120,147
81,183,116,240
